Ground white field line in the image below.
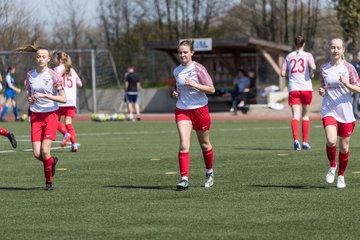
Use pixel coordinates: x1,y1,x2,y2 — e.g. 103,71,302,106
1,125,324,154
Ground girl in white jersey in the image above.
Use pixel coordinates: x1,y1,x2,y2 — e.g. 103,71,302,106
319,38,360,189
172,39,216,190
281,35,316,151
54,52,83,152
21,45,67,191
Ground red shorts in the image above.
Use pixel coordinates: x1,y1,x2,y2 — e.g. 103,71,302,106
175,105,211,131
322,116,355,137
30,111,59,142
289,91,312,105
58,106,76,117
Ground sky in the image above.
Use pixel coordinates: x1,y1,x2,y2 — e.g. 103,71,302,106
15,0,100,27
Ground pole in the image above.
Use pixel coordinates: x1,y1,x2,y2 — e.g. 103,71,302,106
91,49,97,113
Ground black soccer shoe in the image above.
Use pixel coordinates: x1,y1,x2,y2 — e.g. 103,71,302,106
45,182,53,191
52,157,59,177
7,132,17,149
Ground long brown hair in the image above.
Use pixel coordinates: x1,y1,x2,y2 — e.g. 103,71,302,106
55,51,72,76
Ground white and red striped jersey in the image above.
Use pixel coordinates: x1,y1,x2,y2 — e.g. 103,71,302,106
25,68,63,113
320,61,360,123
282,50,315,91
173,61,213,110
54,64,82,107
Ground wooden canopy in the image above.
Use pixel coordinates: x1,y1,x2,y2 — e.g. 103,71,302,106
145,37,292,90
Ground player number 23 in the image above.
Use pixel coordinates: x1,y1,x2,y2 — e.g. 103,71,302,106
290,58,305,74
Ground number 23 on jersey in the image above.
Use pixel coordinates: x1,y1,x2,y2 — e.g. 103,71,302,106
290,58,305,74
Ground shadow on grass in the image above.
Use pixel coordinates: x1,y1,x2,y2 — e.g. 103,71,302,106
251,184,328,189
0,186,43,191
104,185,176,191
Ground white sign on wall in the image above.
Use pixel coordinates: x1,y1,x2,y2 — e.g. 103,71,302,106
179,38,213,51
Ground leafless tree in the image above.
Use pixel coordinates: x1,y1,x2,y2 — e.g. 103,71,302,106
0,0,44,50
47,0,87,49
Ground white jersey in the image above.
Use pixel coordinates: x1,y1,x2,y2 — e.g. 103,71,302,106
320,61,360,123
25,68,63,113
173,61,213,110
54,64,82,107
282,50,315,91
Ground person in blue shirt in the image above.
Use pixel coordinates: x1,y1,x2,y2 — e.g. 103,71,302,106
351,51,360,119
230,69,250,113
0,66,21,121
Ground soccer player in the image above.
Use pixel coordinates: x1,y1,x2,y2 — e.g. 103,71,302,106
0,66,21,121
281,35,316,150
0,127,17,148
172,39,215,190
319,38,360,189
22,45,67,191
54,51,83,152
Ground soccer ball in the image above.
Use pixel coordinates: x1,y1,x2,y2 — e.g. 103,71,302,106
117,113,126,121
20,113,28,121
96,113,106,121
91,113,97,121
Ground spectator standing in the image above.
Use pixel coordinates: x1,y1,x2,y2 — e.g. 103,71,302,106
125,66,141,121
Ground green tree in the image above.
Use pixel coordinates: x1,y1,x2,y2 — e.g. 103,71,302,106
336,0,360,52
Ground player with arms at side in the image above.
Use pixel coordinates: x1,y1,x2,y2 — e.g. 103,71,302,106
172,39,216,190
0,66,21,121
281,35,316,151
54,52,83,152
21,45,67,191
319,38,360,189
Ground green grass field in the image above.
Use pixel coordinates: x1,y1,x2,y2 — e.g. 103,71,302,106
1,119,360,239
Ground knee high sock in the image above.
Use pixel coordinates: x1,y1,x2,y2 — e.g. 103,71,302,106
302,120,310,143
57,122,67,135
66,124,76,144
1,106,8,119
0,127,9,136
202,148,213,172
291,119,299,141
338,151,349,176
326,145,337,168
12,107,18,120
178,152,190,179
43,157,54,183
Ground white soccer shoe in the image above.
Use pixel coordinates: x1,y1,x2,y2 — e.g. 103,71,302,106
337,175,346,189
204,172,214,188
326,166,337,184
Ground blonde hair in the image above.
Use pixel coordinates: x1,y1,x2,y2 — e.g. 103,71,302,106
55,51,72,76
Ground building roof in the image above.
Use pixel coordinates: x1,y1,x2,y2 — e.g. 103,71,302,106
145,37,292,54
